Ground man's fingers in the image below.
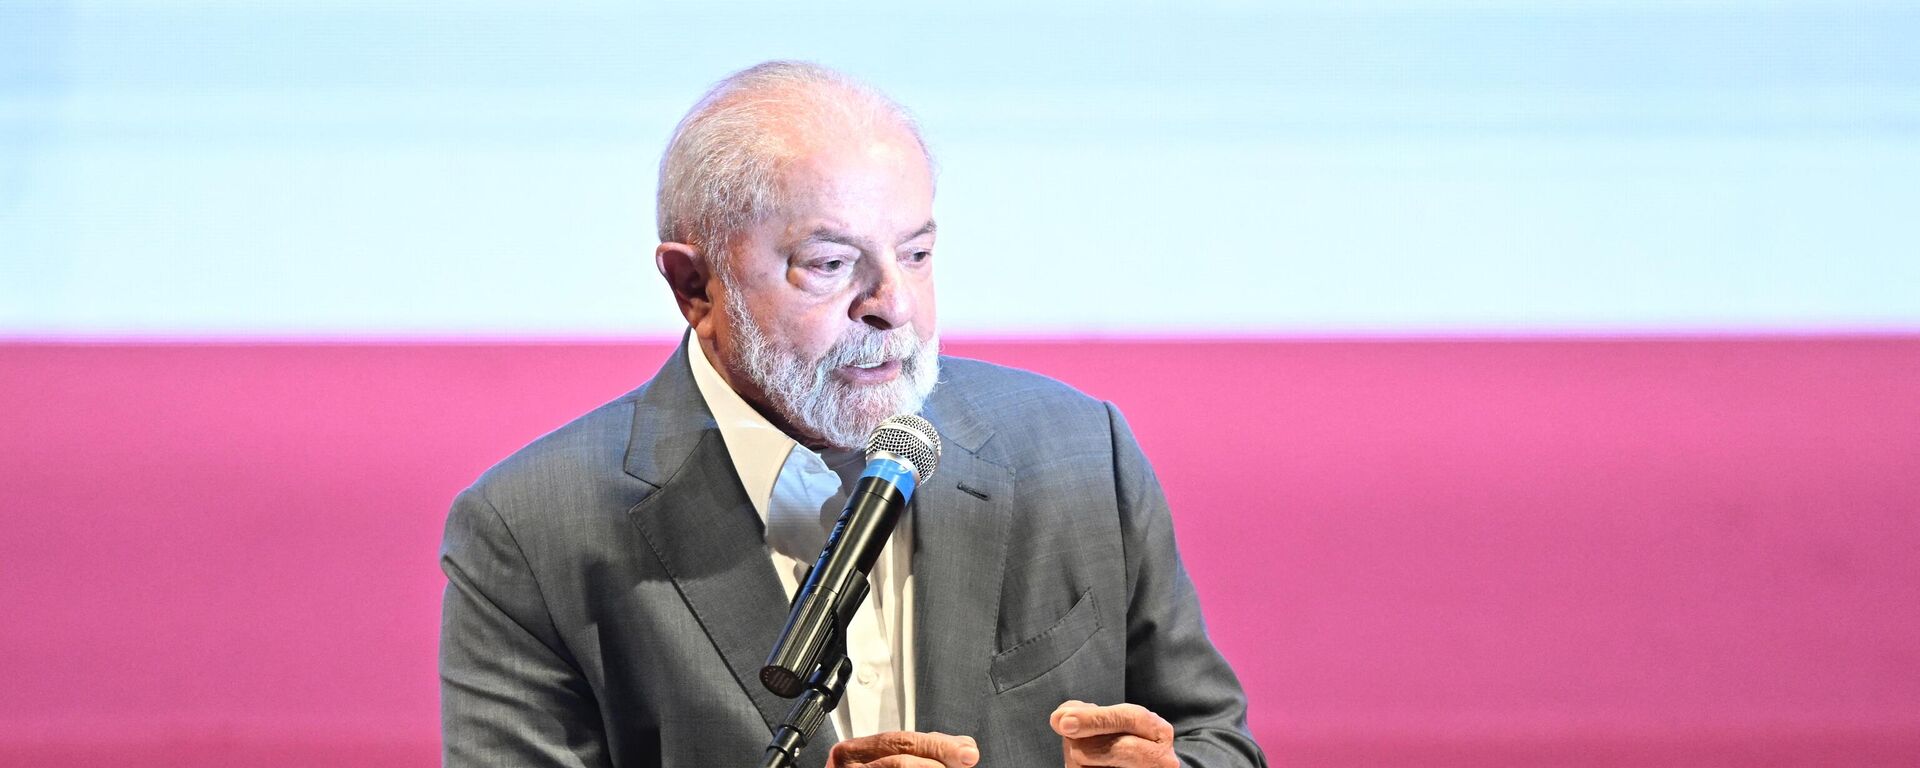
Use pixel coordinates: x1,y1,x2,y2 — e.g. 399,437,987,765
1051,702,1180,768
859,757,948,768
1052,702,1173,743
1065,733,1174,768
830,731,979,768
1049,700,1098,735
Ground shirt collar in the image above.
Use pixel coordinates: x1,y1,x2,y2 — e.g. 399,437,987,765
687,329,799,521
686,330,870,515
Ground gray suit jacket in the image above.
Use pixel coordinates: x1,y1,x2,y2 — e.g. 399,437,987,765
440,342,1265,768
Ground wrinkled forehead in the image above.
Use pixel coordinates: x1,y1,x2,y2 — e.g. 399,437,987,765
779,127,931,200
747,121,934,237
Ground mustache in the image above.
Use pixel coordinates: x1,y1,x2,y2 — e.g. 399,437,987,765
818,328,925,369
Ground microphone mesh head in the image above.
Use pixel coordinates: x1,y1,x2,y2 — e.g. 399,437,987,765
867,414,941,483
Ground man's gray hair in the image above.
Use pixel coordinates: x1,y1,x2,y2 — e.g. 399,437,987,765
655,60,932,261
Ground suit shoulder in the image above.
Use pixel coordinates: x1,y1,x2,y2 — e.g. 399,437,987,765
938,356,1107,416
932,356,1117,460
463,387,645,516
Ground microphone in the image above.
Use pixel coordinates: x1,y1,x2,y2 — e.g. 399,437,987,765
760,414,942,698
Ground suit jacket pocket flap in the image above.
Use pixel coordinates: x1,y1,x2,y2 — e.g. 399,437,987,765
989,588,1100,693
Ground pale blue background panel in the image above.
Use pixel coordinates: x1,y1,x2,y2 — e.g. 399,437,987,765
2,1,1916,336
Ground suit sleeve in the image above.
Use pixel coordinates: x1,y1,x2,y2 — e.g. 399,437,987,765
1107,403,1269,768
440,486,612,768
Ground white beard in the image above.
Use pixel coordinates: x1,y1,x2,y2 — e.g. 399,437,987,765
721,282,940,450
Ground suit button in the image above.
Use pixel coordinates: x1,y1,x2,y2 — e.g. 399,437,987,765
856,668,876,685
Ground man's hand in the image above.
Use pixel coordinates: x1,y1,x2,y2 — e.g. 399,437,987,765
828,731,980,768
1050,700,1180,768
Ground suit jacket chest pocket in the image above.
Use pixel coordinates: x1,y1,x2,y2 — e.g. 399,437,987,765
989,588,1101,693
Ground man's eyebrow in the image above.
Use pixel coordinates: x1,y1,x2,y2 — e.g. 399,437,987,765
797,220,937,249
901,220,937,242
797,228,866,248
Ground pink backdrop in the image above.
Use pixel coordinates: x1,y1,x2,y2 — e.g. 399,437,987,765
4,337,1918,766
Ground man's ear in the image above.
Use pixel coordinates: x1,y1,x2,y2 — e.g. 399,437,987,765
656,241,717,332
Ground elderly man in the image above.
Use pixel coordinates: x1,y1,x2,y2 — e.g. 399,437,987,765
440,61,1265,768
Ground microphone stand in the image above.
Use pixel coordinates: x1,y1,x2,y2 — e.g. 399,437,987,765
760,628,852,768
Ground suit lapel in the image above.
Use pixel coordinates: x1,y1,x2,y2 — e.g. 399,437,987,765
628,431,802,738
621,341,1011,765
911,400,1014,740
621,341,813,763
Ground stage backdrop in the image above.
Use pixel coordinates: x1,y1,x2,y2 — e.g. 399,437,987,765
3,2,1918,766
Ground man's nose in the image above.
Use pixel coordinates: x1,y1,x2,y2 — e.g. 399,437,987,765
854,256,914,331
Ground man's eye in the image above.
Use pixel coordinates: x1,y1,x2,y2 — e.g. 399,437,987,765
813,258,847,273
907,250,931,263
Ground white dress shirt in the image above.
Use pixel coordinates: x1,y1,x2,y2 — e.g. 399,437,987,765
687,333,917,740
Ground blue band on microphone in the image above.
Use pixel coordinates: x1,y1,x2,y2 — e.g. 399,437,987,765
861,455,917,500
